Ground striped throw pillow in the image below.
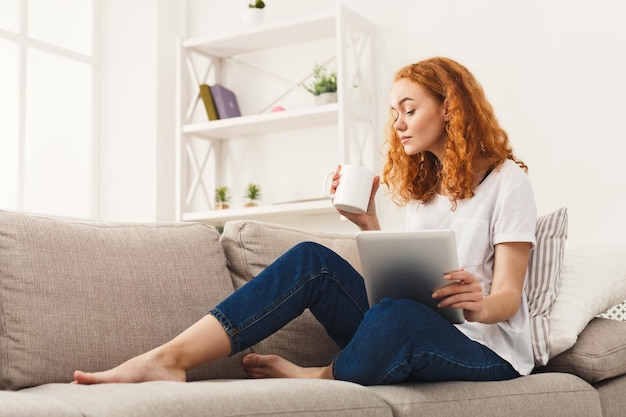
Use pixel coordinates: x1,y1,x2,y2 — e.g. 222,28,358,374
526,207,568,366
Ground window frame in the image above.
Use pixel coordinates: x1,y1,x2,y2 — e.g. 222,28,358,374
0,0,99,219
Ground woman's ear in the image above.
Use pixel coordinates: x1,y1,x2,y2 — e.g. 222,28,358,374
443,99,450,121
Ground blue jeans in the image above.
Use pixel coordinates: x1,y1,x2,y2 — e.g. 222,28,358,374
209,242,519,386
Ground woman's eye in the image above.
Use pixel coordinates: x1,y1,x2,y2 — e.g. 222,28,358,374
406,110,415,115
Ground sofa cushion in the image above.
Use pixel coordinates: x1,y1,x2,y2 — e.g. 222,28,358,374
595,374,626,417
369,373,602,417
0,210,247,390
526,207,568,366
25,379,393,417
221,220,362,285
538,318,626,383
220,220,361,367
548,241,626,358
0,390,82,417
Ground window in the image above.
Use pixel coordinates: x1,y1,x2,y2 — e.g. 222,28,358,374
0,0,96,219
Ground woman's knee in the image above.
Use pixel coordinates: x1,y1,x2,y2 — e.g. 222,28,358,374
287,242,353,272
288,241,332,258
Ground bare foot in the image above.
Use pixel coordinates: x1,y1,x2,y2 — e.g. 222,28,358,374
242,353,333,380
72,348,186,385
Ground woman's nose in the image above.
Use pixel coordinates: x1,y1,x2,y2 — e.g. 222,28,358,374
394,117,406,131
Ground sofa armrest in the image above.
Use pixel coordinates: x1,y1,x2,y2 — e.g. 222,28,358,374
536,317,626,383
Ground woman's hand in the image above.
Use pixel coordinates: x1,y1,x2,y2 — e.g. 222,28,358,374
329,165,381,231
432,242,531,324
432,269,485,323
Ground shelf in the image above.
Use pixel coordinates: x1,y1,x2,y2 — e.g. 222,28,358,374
183,103,338,139
182,12,336,57
176,5,376,228
182,199,336,225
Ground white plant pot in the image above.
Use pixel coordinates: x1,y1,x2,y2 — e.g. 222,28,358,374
241,8,265,27
315,92,337,105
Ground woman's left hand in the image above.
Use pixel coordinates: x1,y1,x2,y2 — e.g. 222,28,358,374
432,269,485,322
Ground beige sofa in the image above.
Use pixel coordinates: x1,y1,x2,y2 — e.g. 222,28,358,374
1,209,625,417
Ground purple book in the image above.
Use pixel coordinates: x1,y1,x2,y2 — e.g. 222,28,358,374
210,84,241,119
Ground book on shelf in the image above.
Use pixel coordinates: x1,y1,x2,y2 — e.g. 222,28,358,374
199,84,219,121
210,84,241,119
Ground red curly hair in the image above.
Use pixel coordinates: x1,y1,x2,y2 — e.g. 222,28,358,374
382,57,527,209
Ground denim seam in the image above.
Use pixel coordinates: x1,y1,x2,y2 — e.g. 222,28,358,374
378,349,517,384
326,269,369,315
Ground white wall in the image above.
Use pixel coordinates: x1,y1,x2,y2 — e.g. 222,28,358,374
98,0,182,222
184,0,626,242
100,0,626,243
98,0,156,221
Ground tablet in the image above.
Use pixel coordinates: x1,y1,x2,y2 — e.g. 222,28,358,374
355,229,465,324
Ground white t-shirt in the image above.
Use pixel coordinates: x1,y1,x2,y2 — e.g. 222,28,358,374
405,158,537,375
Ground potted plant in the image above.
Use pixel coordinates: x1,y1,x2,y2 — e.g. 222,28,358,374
244,183,262,207
304,63,338,105
242,0,266,26
214,186,230,210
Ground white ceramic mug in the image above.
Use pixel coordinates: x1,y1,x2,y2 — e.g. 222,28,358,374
323,164,375,214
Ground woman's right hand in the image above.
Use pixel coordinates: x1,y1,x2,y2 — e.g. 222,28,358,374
330,165,381,231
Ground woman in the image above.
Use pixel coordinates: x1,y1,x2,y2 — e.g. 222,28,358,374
73,57,536,386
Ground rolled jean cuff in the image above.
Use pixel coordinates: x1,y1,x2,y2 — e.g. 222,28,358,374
207,308,240,356
330,352,341,380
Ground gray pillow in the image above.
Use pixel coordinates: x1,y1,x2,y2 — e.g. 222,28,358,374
0,210,247,390
220,220,362,368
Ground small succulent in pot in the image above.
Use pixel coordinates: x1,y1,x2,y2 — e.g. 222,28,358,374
304,64,337,96
245,183,261,207
214,186,230,210
242,0,265,26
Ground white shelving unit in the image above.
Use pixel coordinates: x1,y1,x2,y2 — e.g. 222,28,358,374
175,5,377,226
182,103,339,140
